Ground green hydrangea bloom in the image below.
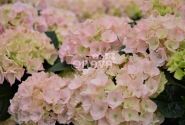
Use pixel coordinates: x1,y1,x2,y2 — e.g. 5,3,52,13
152,72,168,98
167,49,185,80
152,0,173,16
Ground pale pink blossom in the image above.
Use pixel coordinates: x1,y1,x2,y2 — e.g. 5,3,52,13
90,100,108,120
107,88,124,109
0,2,37,29
9,72,72,125
106,107,124,125
59,16,131,68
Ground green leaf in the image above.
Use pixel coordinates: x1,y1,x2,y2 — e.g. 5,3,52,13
154,69,185,120
45,31,59,49
48,62,67,72
155,101,185,118
48,59,74,73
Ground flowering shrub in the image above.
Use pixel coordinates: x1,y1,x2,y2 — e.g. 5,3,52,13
0,0,185,125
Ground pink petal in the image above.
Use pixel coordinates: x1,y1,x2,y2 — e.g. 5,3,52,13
107,89,124,109
101,30,117,43
90,100,108,120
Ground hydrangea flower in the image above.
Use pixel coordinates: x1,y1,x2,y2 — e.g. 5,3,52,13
123,15,185,65
0,2,37,29
167,49,185,80
9,72,72,125
14,0,106,20
116,55,167,98
152,0,173,16
65,52,166,125
11,0,185,20
0,1,179,125
105,0,185,18
104,0,152,19
10,51,164,125
59,16,131,68
34,7,78,43
152,0,185,16
40,0,106,20
0,28,57,85
12,0,44,8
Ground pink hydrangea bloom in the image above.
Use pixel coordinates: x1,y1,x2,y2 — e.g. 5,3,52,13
40,0,106,20
0,2,37,29
123,15,185,64
116,55,163,98
138,15,185,50
59,16,131,68
64,54,165,125
9,72,72,125
34,7,78,43
14,0,106,20
12,0,46,10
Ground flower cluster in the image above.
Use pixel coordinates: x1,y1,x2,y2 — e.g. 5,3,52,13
0,28,57,85
124,15,185,63
66,54,166,125
105,0,151,19
152,0,185,17
11,0,106,20
167,49,185,80
12,0,185,20
106,0,185,18
59,16,131,68
9,72,72,125
44,0,106,20
0,2,79,42
35,7,78,43
0,2,37,29
9,54,166,125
